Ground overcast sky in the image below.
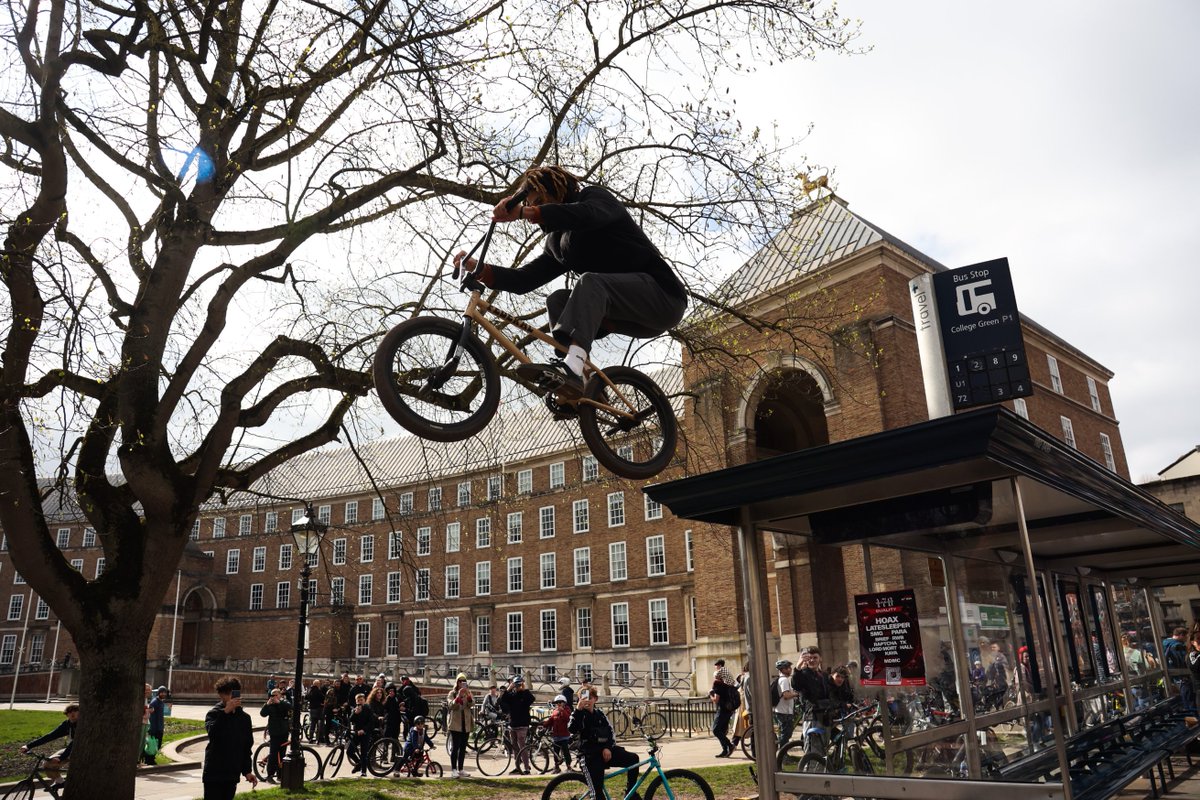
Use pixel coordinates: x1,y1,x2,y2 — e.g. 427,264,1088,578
728,0,1199,481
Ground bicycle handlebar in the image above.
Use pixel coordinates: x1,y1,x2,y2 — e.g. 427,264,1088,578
455,188,530,284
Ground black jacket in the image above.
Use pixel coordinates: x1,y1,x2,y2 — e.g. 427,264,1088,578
26,718,75,750
499,687,536,727
488,186,686,301
791,667,833,721
351,704,378,738
203,702,254,782
259,699,292,740
568,707,615,750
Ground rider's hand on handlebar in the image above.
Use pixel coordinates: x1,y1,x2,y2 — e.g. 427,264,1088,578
492,195,523,223
452,250,477,279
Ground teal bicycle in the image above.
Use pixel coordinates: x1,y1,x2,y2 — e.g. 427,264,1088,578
540,736,713,800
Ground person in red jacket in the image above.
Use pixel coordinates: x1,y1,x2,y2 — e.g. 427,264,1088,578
544,694,573,771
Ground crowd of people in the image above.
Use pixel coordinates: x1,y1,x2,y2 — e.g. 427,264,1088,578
18,625,1200,799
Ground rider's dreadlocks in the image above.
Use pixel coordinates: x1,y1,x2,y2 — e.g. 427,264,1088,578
519,165,580,203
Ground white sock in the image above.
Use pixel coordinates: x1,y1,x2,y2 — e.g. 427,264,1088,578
564,345,587,376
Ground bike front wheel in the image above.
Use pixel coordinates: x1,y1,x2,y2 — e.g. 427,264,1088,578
639,711,668,739
0,778,35,800
367,736,402,776
577,365,677,480
424,760,444,778
541,772,593,800
474,737,512,776
644,768,715,800
373,316,501,442
299,745,323,782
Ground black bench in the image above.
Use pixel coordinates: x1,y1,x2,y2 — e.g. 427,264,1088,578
995,706,1184,799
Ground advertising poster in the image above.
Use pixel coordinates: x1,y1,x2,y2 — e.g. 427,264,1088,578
855,588,926,686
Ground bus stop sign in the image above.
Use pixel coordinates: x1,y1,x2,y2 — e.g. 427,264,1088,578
911,257,1033,415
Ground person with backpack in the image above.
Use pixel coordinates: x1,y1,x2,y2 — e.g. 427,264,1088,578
1164,627,1195,711
770,659,799,750
708,659,740,758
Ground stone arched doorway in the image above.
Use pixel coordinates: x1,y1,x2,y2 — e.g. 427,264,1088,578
179,587,215,665
752,368,830,459
745,365,847,659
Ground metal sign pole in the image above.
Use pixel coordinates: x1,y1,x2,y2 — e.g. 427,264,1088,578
909,273,953,419
736,507,779,800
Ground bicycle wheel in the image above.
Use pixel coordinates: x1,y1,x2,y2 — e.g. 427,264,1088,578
776,739,811,772
577,365,676,480
252,741,274,782
740,725,755,759
608,709,632,739
0,779,35,800
300,745,324,782
639,711,667,739
323,744,345,779
373,316,501,442
367,736,402,777
523,741,552,774
846,743,874,775
475,737,512,776
425,760,444,778
541,772,594,800
644,768,715,800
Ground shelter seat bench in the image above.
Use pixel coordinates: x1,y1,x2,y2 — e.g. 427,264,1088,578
995,699,1199,799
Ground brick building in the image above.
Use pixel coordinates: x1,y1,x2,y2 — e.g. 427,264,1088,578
0,194,1130,693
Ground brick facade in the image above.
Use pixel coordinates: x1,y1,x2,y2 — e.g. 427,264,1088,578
0,195,1135,693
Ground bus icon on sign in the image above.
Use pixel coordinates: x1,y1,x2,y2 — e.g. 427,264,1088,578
955,279,996,317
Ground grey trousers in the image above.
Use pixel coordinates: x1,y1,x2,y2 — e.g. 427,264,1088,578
546,272,687,350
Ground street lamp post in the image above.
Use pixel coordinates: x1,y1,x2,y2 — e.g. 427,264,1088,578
279,505,325,790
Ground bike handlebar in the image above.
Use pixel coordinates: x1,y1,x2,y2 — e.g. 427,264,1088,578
455,188,530,285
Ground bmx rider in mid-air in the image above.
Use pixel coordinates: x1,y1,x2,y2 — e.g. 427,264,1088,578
453,165,687,418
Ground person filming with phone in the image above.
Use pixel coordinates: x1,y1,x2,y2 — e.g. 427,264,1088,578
203,676,258,800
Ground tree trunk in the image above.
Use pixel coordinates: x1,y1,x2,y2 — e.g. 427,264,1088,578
63,638,151,800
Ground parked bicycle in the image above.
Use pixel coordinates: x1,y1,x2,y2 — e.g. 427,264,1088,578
777,703,876,797
372,203,678,480
541,735,713,800
607,699,668,741
253,737,322,783
2,752,65,800
474,718,517,776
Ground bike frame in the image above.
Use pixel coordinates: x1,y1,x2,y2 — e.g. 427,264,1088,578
455,216,641,423
597,749,670,800
456,289,640,423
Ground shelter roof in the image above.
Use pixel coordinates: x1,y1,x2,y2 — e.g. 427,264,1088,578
645,406,1200,587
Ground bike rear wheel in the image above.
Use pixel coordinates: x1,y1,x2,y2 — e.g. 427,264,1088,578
608,708,632,739
644,768,715,800
373,317,500,441
541,773,592,800
577,366,676,479
474,737,512,776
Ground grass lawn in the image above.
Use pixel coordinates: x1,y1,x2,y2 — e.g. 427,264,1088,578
0,709,206,781
210,763,758,800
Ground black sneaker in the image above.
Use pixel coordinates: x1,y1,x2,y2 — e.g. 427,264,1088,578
517,360,584,399
544,394,578,420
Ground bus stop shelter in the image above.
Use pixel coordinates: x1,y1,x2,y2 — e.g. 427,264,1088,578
645,406,1200,800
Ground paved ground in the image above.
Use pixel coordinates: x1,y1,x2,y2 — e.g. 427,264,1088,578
5,701,1200,799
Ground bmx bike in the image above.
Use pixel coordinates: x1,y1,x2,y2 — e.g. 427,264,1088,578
372,199,678,480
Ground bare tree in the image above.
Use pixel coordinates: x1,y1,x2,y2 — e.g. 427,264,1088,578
0,0,854,795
